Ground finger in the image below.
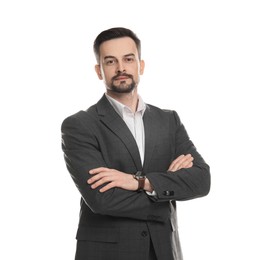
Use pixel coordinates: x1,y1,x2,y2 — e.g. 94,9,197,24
179,161,194,170
169,154,191,171
169,163,181,172
99,182,116,193
91,179,109,189
175,154,193,166
89,167,110,174
174,158,193,171
169,154,193,172
172,154,185,165
168,155,185,171
87,171,109,184
90,175,113,189
187,162,193,168
180,156,194,168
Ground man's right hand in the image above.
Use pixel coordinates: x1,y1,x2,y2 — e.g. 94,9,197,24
168,154,194,172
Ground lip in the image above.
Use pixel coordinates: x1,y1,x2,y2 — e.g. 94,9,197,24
115,76,129,80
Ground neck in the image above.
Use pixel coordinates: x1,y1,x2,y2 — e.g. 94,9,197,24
106,89,139,113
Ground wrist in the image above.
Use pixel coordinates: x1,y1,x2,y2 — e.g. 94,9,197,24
133,171,146,191
144,178,153,193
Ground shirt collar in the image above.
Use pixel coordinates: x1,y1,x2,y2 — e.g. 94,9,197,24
105,93,146,118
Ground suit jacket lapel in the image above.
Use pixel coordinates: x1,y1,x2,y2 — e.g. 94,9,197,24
142,105,158,173
96,95,143,171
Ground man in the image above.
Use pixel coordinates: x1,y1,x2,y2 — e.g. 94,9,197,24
61,27,210,260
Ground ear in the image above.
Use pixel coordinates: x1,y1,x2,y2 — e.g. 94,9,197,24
139,60,145,75
95,64,103,80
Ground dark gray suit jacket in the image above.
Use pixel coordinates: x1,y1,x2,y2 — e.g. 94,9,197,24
61,94,210,260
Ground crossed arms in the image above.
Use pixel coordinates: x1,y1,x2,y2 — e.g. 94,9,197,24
61,111,210,222
88,154,194,193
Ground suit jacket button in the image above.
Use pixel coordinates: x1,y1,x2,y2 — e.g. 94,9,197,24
141,231,148,237
163,190,174,196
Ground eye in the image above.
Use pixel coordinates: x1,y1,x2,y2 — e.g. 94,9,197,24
124,57,135,63
104,58,117,66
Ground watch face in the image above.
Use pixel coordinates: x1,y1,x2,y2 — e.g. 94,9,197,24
134,171,145,180
135,171,143,177
135,175,146,180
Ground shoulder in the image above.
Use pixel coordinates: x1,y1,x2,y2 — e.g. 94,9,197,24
146,103,174,115
145,103,181,125
61,103,98,131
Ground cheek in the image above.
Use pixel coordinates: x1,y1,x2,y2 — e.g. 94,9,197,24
103,72,115,84
102,66,115,77
132,68,141,80
100,69,109,81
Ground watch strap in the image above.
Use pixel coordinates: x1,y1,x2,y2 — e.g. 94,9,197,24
137,177,146,191
134,171,146,191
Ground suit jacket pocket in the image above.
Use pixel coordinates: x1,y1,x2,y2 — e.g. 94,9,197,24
76,226,119,243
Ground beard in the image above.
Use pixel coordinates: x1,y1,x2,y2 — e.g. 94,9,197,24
107,73,137,94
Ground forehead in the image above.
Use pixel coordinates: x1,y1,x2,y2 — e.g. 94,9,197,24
99,37,138,58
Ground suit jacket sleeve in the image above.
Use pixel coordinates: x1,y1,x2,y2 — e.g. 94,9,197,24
146,110,211,202
61,113,169,223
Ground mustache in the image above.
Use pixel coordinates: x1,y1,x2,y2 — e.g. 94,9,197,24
112,73,133,81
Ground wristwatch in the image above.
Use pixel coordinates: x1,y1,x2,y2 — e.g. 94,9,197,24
133,171,146,191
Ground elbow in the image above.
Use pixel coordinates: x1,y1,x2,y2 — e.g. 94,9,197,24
83,190,115,216
184,164,211,200
198,166,211,197
83,198,108,215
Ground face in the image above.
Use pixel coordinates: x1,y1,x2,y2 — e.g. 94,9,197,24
95,37,145,94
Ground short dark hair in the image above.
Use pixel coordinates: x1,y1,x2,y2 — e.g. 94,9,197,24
93,27,141,63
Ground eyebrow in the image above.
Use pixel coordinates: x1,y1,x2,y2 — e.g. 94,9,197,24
103,53,135,60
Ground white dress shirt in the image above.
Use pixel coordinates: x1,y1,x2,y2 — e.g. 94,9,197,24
105,94,146,165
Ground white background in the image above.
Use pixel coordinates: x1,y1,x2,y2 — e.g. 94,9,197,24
1,0,253,259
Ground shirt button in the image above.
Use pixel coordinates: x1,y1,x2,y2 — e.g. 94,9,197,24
141,231,148,237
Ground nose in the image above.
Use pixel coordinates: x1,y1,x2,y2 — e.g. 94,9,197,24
116,61,126,74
